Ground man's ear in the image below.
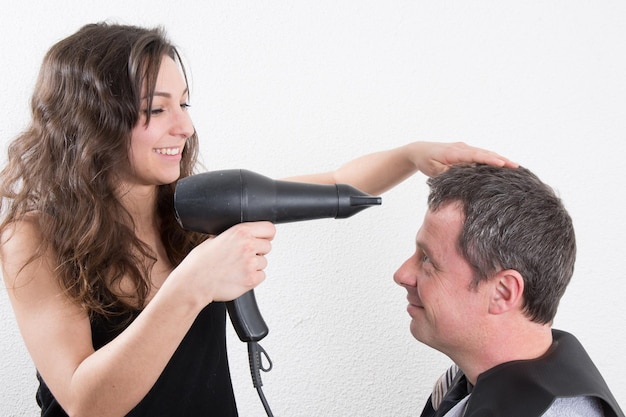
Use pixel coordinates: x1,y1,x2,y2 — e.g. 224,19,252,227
488,269,524,315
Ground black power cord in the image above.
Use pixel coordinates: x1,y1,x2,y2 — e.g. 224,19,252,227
247,341,274,417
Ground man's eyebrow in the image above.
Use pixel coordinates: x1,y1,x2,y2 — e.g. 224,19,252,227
416,240,432,256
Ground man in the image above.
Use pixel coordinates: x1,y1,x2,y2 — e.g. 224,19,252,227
393,165,623,417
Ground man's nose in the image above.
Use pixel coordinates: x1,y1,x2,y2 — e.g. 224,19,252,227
393,256,416,287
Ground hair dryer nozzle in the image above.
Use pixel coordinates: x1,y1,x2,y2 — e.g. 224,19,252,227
335,184,382,219
351,195,382,207
174,169,382,234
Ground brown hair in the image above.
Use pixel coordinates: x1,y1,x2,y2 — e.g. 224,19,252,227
0,23,205,318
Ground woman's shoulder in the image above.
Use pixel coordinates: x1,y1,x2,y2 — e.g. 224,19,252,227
1,211,45,256
0,211,53,289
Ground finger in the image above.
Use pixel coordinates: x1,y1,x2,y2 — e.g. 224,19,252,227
256,255,268,271
254,239,272,256
241,221,277,240
466,149,519,168
253,269,267,285
450,143,518,168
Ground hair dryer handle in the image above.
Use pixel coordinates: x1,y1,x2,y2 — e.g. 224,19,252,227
226,290,269,342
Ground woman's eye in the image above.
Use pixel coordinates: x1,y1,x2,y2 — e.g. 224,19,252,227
181,102,191,110
143,108,164,116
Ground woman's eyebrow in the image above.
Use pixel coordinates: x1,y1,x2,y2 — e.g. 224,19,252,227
143,87,189,100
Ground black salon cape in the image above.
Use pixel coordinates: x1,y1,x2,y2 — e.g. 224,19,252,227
36,302,238,417
420,329,624,417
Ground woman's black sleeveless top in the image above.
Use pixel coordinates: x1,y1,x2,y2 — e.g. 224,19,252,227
36,302,238,416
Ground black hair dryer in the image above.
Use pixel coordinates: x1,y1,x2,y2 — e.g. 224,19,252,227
174,169,381,343
174,169,381,416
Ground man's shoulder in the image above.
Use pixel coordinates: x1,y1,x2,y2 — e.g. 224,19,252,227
541,396,605,417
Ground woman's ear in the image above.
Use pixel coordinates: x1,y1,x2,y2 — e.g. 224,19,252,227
488,269,524,315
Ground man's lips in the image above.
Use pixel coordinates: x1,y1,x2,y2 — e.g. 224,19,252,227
405,295,424,316
406,294,423,308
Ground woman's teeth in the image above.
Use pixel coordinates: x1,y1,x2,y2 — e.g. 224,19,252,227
154,147,180,155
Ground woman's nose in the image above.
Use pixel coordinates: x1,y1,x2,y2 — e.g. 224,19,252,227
173,107,194,139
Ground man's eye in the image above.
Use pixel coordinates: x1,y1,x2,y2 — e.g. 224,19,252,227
422,255,431,263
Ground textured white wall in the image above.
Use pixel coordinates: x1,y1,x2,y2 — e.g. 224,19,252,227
1,1,625,416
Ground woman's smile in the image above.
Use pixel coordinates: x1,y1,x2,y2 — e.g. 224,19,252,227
153,146,182,156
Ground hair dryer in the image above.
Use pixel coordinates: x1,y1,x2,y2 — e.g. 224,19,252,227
174,169,381,342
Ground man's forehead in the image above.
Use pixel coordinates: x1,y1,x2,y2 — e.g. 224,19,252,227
416,203,464,250
425,202,464,226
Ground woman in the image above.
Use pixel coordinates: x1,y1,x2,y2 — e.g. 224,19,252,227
0,23,514,417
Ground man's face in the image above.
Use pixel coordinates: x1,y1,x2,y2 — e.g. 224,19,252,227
393,202,491,356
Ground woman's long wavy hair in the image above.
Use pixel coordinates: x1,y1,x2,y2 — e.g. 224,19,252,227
0,23,206,319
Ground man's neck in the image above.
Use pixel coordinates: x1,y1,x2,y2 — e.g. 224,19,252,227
454,322,554,385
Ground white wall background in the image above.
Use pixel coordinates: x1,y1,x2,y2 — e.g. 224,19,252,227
1,1,625,416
